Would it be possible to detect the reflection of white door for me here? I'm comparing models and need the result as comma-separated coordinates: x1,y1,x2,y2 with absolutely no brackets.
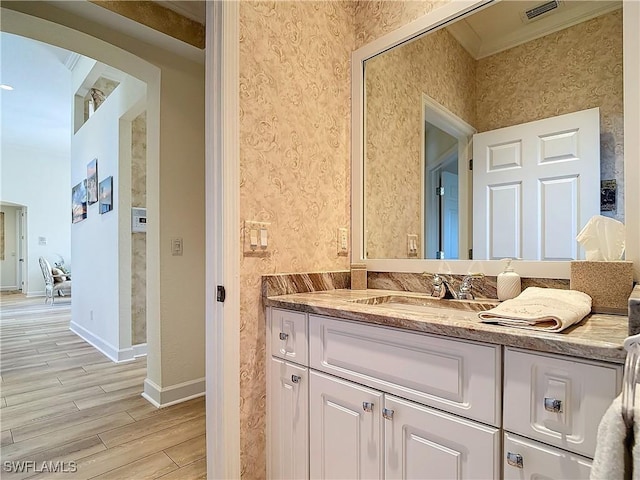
442,171,459,259
473,108,600,260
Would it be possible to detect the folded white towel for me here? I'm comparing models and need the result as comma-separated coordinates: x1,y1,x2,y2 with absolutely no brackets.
477,287,592,332
591,394,640,480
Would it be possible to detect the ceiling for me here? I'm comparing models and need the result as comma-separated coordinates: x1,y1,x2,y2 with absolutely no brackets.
0,32,76,156
157,1,205,24
447,0,622,59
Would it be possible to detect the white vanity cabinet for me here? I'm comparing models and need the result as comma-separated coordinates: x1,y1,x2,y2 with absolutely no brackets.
268,309,310,480
309,369,500,480
266,306,623,480
309,370,383,479
502,348,622,478
270,357,309,480
384,395,500,480
503,432,593,480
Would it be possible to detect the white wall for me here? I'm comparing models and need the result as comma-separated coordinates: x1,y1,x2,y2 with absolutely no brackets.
0,145,72,295
3,3,205,406
70,71,145,361
0,34,72,295
0,205,19,289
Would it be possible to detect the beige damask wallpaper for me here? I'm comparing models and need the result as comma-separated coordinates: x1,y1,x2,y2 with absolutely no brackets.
365,28,476,259
477,9,624,222
238,1,450,477
239,2,353,477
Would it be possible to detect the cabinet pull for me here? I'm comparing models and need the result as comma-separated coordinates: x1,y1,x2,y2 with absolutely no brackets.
506,452,524,469
382,408,394,420
291,375,301,384
544,397,562,413
362,402,374,412
279,332,289,341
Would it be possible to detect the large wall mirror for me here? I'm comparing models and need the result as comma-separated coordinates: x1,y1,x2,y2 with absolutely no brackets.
352,0,639,278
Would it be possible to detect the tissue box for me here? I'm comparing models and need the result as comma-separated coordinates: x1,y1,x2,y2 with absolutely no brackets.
570,261,633,314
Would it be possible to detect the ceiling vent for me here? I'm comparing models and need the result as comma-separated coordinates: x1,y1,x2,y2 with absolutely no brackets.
522,0,563,22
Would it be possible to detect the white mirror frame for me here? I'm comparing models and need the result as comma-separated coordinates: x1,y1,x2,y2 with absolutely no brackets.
351,0,640,280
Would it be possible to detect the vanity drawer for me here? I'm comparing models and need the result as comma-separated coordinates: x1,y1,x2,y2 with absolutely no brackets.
503,432,592,480
309,315,501,426
503,348,621,458
270,308,308,366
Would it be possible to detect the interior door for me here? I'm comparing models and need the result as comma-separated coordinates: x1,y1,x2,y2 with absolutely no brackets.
472,108,600,260
441,171,459,259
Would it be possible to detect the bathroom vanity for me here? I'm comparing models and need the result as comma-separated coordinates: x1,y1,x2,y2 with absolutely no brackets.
265,289,628,480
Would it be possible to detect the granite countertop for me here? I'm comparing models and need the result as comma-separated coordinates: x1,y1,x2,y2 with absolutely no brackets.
265,288,629,364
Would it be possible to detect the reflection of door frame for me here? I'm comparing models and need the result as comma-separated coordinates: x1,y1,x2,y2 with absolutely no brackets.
421,94,476,259
426,146,457,258
18,207,27,294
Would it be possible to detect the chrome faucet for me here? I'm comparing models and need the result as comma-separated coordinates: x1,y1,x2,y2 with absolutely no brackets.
427,273,456,299
458,273,485,300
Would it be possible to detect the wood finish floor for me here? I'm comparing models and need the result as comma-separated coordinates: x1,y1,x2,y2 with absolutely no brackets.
0,294,206,479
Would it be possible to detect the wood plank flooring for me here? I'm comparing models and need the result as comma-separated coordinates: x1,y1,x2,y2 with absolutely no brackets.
0,293,206,479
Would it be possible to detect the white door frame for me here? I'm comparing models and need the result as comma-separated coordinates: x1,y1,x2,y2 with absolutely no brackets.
421,94,475,259
18,207,27,293
205,2,241,478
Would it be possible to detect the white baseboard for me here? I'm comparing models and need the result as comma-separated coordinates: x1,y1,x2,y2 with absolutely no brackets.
26,291,45,297
133,343,148,357
70,321,137,363
142,377,205,408
0,286,19,292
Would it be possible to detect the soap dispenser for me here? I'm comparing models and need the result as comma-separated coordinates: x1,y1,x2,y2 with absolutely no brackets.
497,258,521,301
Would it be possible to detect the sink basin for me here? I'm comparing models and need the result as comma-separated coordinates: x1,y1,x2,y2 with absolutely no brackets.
349,294,499,313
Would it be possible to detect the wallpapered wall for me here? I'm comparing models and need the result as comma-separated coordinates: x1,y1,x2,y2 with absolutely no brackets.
131,111,146,346
477,9,624,222
365,28,476,259
239,2,353,477
238,1,448,478
365,8,623,259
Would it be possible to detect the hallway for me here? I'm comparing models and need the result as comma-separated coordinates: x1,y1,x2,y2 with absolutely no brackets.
0,294,206,479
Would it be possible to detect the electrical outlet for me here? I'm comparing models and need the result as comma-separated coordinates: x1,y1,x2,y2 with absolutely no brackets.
407,234,419,257
337,228,348,256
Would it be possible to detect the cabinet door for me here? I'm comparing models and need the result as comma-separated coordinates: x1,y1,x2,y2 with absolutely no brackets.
270,358,309,480
310,370,383,480
503,432,592,480
384,395,500,480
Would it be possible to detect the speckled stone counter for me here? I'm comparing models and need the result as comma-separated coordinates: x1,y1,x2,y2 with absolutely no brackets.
265,288,629,364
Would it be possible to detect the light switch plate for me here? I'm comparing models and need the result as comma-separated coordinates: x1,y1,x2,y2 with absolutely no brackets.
171,237,183,256
407,234,418,257
244,220,270,255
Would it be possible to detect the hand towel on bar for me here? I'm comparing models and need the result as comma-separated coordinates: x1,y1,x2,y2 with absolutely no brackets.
591,394,639,480
477,287,591,332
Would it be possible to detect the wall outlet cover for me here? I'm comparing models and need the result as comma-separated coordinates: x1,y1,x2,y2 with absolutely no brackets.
337,227,348,256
